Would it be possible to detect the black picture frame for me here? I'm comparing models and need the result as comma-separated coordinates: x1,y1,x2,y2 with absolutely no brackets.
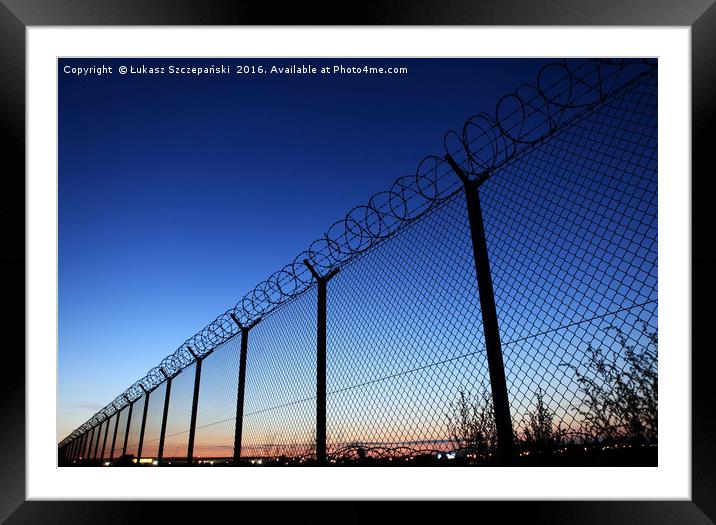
2,1,713,523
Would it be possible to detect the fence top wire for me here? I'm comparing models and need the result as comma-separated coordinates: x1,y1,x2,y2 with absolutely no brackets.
59,57,656,446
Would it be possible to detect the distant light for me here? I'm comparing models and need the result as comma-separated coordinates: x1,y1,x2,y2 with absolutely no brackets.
138,458,153,464
152,460,158,466
103,462,110,466
446,452,456,460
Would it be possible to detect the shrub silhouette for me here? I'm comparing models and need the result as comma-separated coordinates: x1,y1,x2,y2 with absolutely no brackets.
445,385,497,462
564,323,657,445
521,388,566,454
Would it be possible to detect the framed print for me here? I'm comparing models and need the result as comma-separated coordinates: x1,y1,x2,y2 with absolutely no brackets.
2,1,714,523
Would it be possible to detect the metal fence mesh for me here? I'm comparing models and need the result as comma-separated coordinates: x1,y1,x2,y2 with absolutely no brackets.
111,408,128,459
163,362,195,463
102,414,116,461
483,72,657,445
124,396,146,457
93,420,106,460
193,337,242,459
140,382,166,458
240,291,317,459
325,194,487,457
60,59,657,467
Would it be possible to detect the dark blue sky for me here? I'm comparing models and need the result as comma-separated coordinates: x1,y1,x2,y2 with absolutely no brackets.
58,58,554,439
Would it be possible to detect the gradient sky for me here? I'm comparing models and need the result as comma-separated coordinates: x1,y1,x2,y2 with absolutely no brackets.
58,58,560,441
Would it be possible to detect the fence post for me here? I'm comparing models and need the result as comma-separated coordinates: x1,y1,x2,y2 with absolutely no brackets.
92,421,102,460
121,396,134,460
157,369,173,465
109,407,121,463
136,385,151,462
230,315,261,463
303,260,340,464
445,154,515,464
186,347,203,466
100,415,110,463
79,431,86,462
91,422,100,460
83,429,89,461
83,427,93,463
80,429,88,462
91,427,98,460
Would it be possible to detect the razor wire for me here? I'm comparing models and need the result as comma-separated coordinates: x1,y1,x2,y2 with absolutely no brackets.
59,58,656,449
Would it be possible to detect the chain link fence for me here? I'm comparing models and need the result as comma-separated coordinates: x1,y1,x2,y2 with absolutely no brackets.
60,58,658,466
